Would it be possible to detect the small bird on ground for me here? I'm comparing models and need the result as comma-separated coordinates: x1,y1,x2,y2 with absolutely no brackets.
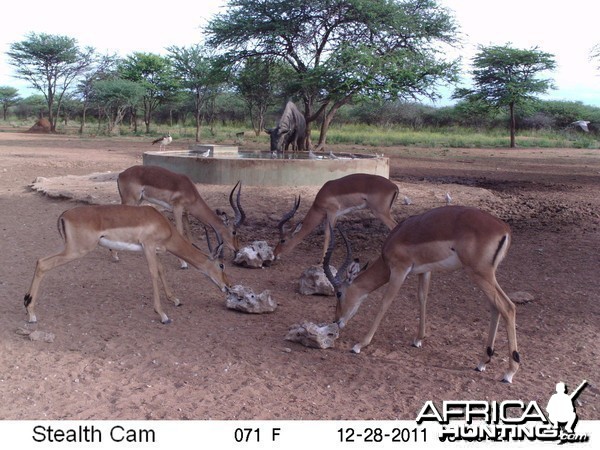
152,132,172,150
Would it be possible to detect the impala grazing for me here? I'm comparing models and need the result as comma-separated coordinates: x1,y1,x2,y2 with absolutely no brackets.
24,204,230,325
324,206,520,383
117,165,245,268
275,173,399,263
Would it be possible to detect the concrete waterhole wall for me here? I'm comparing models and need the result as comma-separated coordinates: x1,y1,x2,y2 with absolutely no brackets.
143,145,390,186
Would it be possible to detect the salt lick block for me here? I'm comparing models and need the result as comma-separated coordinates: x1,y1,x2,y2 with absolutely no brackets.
298,265,336,296
285,321,340,349
225,285,277,313
233,241,275,268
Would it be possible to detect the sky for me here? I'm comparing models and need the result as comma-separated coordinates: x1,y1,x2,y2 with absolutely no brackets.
1,0,599,107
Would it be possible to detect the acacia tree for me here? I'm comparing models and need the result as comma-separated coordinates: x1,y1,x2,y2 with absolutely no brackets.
206,0,459,150
119,53,178,134
0,86,21,120
454,44,556,148
234,57,290,135
76,54,120,134
91,79,145,134
167,45,225,142
7,33,95,132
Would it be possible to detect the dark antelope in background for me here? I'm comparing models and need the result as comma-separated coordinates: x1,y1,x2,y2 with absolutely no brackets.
266,101,306,153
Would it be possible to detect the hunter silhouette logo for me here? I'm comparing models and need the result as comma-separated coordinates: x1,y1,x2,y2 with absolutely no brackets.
417,379,590,444
546,380,588,435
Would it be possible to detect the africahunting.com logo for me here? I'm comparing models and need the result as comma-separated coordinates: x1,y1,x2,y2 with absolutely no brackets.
417,380,590,444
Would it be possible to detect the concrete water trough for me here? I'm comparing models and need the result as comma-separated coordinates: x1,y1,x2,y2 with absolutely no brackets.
143,145,389,186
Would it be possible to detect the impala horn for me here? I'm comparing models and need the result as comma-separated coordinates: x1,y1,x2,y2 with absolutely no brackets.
229,180,246,229
204,225,225,259
277,195,301,238
323,224,355,293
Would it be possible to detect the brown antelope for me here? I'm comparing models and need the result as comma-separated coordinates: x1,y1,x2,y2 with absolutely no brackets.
324,206,520,383
24,204,230,325
274,173,399,263
116,165,245,268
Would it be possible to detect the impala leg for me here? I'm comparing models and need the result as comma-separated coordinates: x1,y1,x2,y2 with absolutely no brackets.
352,268,409,354
476,306,500,372
373,210,397,230
156,256,181,307
413,271,431,348
24,247,91,323
172,205,189,270
143,247,171,324
468,271,519,382
320,217,336,265
182,211,192,241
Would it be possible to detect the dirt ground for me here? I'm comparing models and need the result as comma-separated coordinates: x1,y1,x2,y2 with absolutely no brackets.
0,131,598,420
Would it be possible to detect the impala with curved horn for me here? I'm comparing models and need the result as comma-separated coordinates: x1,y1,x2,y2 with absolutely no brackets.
24,204,230,325
274,173,399,263
324,206,520,383
116,165,245,268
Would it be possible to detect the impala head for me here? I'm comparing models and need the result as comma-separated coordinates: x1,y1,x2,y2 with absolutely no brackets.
216,181,246,252
273,195,301,259
201,226,231,292
322,224,362,328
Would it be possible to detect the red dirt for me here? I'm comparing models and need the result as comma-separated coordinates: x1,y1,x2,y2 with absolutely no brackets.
0,132,598,420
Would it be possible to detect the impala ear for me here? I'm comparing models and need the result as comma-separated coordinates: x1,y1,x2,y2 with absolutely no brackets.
215,209,230,226
292,222,303,236
346,258,361,282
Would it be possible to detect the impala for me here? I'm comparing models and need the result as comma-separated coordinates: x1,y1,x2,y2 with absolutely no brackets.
116,165,245,268
274,173,399,263
324,206,520,383
24,204,230,325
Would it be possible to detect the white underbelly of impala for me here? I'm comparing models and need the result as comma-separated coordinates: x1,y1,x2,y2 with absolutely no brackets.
411,252,462,274
99,237,143,252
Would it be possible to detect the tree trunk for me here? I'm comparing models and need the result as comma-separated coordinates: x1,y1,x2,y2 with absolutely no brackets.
79,105,87,134
314,98,348,152
509,102,516,148
195,110,201,142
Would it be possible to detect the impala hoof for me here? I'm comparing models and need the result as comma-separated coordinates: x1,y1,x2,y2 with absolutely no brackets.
475,364,486,373
501,373,514,384
412,339,422,348
351,344,362,354
161,318,172,325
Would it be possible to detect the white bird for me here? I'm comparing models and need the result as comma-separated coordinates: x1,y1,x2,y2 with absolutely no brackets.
571,120,590,132
445,192,452,205
152,132,172,150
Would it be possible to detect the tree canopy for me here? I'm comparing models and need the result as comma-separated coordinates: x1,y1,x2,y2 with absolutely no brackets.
119,52,179,133
167,45,225,142
0,86,21,121
7,32,95,132
454,44,556,147
206,0,459,149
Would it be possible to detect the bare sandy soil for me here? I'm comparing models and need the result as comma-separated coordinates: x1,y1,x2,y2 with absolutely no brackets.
0,131,598,420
